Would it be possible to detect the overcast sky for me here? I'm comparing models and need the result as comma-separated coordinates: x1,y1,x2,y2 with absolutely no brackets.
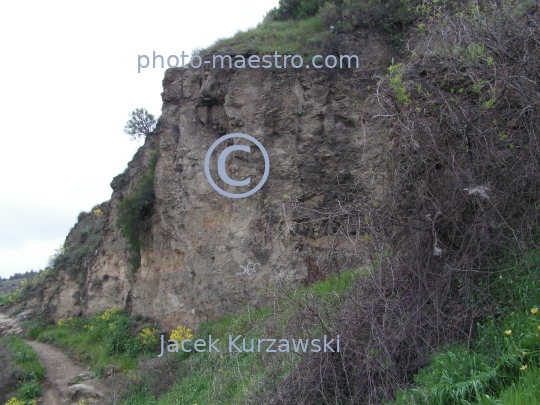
0,0,279,279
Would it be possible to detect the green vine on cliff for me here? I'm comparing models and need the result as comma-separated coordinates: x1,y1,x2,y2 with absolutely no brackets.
117,146,159,272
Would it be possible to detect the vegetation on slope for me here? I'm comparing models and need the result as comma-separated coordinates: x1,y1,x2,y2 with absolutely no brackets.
49,205,108,279
116,146,159,272
27,308,162,375
116,270,362,405
250,0,540,403
0,270,52,308
8,0,540,403
0,336,45,405
199,0,424,59
0,270,41,293
17,271,361,404
390,250,540,404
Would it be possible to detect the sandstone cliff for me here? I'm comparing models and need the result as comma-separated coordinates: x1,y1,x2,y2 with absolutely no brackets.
27,34,394,330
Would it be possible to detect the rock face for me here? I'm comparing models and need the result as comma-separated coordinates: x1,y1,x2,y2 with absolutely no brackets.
25,34,393,330
0,314,22,337
62,384,106,405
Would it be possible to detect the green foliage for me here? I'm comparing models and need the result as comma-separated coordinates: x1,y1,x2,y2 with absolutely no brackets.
0,286,24,306
390,249,540,405
1,336,45,403
117,269,364,404
31,308,160,373
268,0,328,20
117,148,159,272
476,366,540,405
268,0,421,31
124,108,157,141
48,210,106,280
15,381,41,402
201,17,328,63
201,0,423,60
0,269,53,307
388,61,411,106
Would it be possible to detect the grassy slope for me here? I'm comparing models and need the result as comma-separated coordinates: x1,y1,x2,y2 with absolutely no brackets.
6,1,539,403
0,336,45,405
15,270,362,404
199,17,329,62
0,279,24,296
27,308,162,375
118,270,363,405
389,250,540,405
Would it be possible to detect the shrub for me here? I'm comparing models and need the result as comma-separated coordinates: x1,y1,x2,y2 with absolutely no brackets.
169,326,193,342
33,307,160,373
48,204,107,280
0,336,45,404
267,0,540,403
392,250,540,404
268,0,327,20
117,147,159,272
268,0,423,38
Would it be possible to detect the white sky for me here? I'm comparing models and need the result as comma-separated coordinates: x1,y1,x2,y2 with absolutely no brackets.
0,0,279,279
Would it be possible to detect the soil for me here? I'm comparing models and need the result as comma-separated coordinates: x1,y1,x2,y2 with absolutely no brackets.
27,340,112,405
0,313,116,405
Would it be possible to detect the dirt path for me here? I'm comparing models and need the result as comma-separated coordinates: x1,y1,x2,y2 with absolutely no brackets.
27,340,112,405
1,313,113,405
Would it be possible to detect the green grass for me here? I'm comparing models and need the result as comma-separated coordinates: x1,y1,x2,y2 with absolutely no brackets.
0,287,24,307
389,249,540,405
199,17,329,63
198,0,425,60
1,335,46,405
29,308,161,375
119,269,365,405
477,365,540,405
0,270,56,308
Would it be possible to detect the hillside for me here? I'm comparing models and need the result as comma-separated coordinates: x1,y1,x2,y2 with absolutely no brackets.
7,25,394,330
2,0,540,403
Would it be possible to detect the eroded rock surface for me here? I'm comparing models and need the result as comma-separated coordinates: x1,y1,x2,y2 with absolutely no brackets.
23,33,393,330
0,313,22,337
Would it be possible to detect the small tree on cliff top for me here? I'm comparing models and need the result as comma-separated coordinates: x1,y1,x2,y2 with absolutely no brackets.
124,108,156,141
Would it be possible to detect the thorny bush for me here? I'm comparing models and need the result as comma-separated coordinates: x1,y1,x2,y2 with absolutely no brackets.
266,0,540,403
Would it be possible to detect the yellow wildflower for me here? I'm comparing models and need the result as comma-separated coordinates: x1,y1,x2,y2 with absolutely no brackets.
504,330,512,336
5,397,25,405
138,327,159,345
170,325,194,342
531,307,538,315
57,319,65,327
100,307,120,321
520,365,527,371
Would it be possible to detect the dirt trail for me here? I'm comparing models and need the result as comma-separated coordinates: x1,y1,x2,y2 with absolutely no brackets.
27,340,112,405
0,313,113,405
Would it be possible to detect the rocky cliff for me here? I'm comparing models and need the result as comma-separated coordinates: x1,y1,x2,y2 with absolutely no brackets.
27,33,394,330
